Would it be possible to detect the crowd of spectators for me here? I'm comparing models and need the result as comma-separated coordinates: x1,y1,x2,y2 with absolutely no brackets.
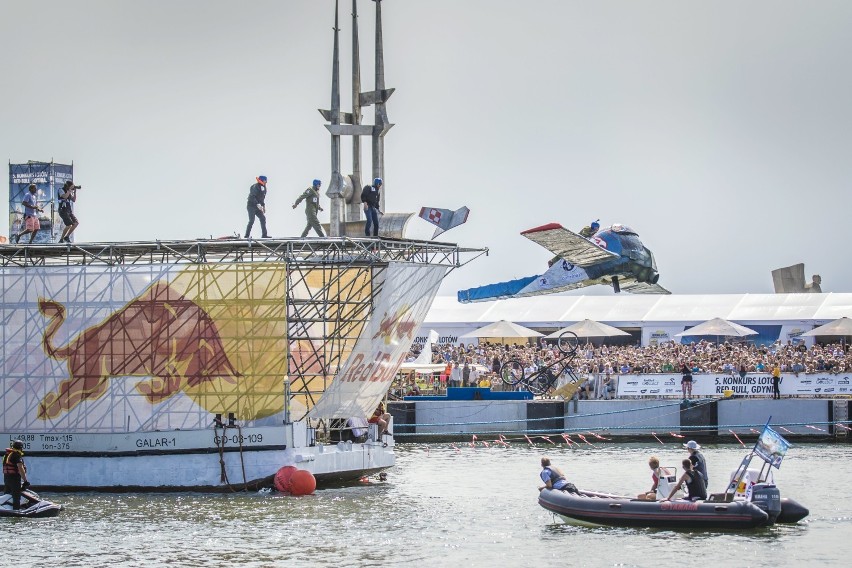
398,339,850,398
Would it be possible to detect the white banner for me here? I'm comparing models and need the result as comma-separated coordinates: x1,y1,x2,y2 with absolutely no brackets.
307,263,447,419
616,372,852,397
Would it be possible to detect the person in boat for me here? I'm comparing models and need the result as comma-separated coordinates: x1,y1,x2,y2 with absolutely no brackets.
684,440,709,486
2,440,30,510
538,456,578,493
637,456,667,501
368,402,391,436
664,459,707,501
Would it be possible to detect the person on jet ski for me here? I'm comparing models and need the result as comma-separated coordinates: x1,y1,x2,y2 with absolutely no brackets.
3,440,29,510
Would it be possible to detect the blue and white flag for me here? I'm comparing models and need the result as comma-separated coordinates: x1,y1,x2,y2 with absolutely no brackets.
754,425,791,469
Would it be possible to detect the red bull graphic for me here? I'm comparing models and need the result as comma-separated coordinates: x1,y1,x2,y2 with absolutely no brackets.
371,306,417,345
38,281,240,419
307,263,447,419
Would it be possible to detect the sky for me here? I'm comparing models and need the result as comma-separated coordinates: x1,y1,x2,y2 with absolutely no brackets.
2,0,851,297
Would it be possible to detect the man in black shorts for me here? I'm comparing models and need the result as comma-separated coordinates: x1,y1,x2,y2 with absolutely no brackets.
58,180,80,243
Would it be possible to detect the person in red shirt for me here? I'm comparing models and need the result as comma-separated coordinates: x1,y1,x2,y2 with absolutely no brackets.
368,402,391,436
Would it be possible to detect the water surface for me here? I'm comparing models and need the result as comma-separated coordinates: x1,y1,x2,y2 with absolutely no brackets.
2,442,850,567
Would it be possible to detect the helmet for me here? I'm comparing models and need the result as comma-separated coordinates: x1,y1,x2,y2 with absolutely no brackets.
11,440,24,450
590,220,600,230
373,177,383,186
312,179,322,187
257,175,268,184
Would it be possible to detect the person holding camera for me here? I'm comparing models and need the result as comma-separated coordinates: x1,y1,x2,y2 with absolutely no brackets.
58,180,80,243
3,440,29,510
14,184,44,244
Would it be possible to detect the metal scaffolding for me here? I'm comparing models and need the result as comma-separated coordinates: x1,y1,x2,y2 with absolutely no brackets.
0,238,486,432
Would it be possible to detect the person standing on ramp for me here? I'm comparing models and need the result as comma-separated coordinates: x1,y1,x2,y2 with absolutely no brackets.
293,179,325,237
245,175,269,239
361,177,382,237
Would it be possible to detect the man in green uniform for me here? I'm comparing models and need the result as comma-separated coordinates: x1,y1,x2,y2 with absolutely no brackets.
293,179,325,237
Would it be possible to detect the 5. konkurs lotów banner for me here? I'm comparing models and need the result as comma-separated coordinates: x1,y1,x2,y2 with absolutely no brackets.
616,373,850,397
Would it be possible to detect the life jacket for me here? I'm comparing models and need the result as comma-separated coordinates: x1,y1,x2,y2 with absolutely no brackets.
3,448,23,475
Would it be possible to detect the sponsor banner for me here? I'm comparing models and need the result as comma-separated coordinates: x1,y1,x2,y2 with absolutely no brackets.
642,326,683,347
0,264,288,432
307,263,446,419
8,161,73,243
616,373,852,397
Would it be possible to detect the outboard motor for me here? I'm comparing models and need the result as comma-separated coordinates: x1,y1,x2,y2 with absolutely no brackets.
751,483,782,524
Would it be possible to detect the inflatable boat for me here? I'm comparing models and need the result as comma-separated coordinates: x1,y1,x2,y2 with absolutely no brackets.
539,466,808,529
0,490,63,518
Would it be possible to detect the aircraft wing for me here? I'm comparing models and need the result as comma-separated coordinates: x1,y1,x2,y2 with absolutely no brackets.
618,279,671,295
521,223,619,267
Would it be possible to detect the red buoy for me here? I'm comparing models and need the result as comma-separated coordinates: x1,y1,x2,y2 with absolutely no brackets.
288,469,317,496
274,465,297,492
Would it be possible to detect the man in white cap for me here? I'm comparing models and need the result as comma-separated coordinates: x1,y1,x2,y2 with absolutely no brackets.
684,440,708,487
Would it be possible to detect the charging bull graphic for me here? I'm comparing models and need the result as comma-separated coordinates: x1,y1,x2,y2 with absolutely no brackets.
38,281,241,419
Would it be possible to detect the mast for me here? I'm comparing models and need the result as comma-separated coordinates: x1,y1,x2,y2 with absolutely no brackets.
348,0,363,223
371,0,393,212
327,0,344,236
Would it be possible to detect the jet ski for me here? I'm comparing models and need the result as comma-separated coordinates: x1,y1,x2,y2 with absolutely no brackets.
0,489,63,518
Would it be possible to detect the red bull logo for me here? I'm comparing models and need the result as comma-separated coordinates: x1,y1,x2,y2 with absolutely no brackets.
372,305,416,345
38,281,241,419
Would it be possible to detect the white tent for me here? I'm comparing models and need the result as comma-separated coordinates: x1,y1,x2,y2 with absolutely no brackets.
675,317,758,338
545,319,630,339
460,320,543,342
800,316,852,337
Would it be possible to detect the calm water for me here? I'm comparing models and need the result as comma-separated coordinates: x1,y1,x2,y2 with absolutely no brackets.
2,442,851,567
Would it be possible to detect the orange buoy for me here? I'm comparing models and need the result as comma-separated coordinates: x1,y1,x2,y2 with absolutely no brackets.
288,469,316,496
274,465,297,492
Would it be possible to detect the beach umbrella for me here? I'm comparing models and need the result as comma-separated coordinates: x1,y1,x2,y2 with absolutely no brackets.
675,317,758,338
800,316,852,348
460,320,543,343
544,319,630,339
800,317,852,337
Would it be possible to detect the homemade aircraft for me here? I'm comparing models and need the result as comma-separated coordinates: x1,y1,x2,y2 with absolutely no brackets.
457,222,669,303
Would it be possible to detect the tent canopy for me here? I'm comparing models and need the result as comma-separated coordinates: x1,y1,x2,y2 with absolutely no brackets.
545,319,630,339
801,316,852,337
460,319,543,339
675,317,758,338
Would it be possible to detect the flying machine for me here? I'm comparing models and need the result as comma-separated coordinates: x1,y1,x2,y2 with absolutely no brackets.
457,222,669,303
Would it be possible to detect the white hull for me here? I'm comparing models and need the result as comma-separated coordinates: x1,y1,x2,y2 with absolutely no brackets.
4,422,394,491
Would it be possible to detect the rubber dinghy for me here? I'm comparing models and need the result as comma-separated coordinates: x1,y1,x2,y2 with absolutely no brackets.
539,489,770,529
0,490,63,518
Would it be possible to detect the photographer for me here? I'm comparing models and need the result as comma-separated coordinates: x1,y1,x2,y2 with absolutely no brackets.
58,180,80,243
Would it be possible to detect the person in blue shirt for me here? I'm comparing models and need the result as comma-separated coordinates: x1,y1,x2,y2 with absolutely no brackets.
14,184,43,244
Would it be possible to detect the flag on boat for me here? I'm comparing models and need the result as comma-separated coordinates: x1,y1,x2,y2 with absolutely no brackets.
754,425,791,469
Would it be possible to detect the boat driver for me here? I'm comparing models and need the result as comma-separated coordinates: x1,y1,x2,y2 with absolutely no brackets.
538,456,578,493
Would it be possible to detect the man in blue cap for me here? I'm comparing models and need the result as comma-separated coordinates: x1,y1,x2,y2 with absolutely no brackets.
360,177,382,237
245,175,269,239
293,179,325,237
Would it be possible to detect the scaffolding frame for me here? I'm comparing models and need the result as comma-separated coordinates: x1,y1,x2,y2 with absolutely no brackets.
0,238,486,432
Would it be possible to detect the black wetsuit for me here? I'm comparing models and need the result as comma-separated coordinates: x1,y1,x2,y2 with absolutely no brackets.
684,470,707,501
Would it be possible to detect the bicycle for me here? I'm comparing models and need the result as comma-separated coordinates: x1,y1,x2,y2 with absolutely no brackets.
500,330,581,395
